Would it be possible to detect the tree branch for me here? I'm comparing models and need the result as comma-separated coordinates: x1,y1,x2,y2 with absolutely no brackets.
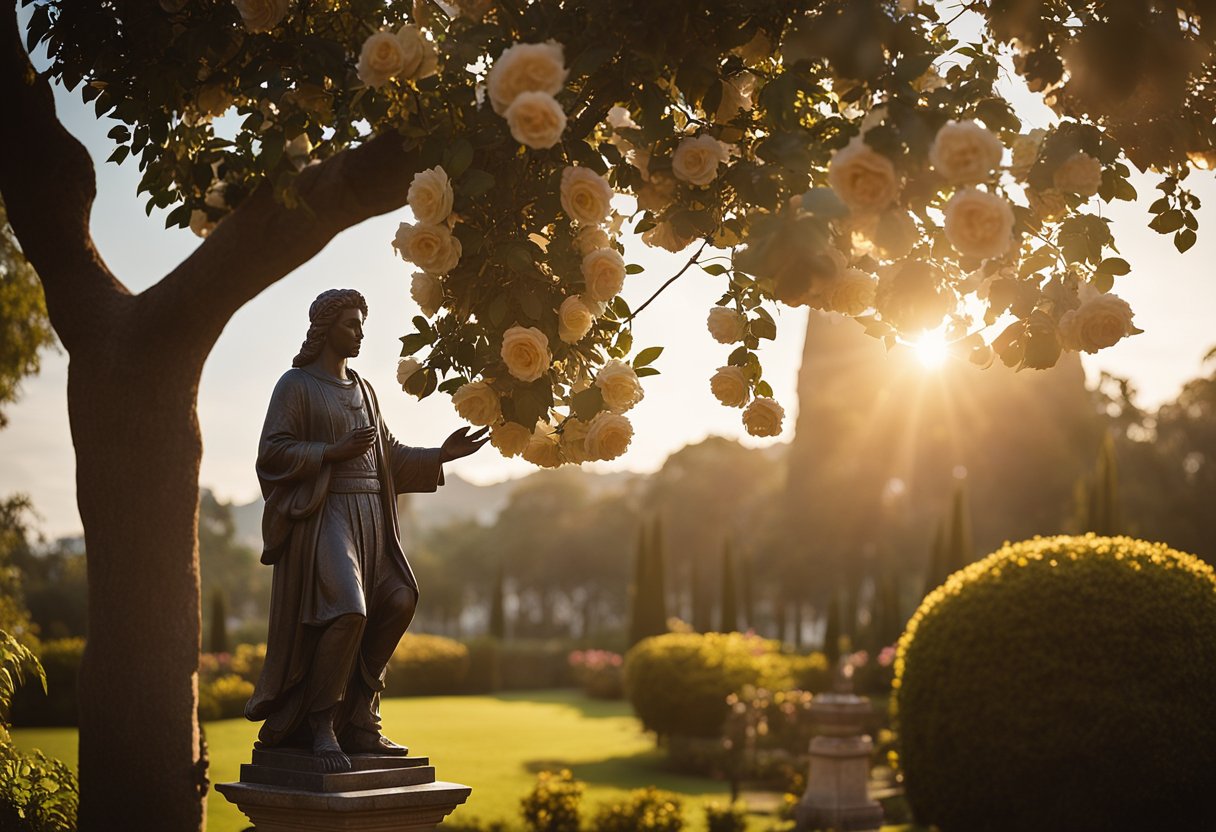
627,239,709,323
0,1,129,352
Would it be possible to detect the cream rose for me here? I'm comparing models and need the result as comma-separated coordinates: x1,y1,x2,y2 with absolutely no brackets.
1010,128,1046,180
707,306,746,344
451,381,501,427
399,25,438,80
641,221,695,253
500,325,552,382
504,91,567,149
743,397,784,437
393,222,462,274
581,248,626,303
1053,151,1102,197
189,209,215,238
559,417,591,464
1058,293,1138,353
829,268,878,316
575,226,611,255
522,423,563,468
710,366,750,408
357,31,408,88
560,166,613,226
585,412,633,461
410,272,443,317
285,133,312,168
943,188,1015,260
558,295,594,344
929,120,1004,185
595,359,644,413
491,421,532,458
1027,187,1068,222
233,0,289,33
396,357,423,390
408,166,454,225
487,41,568,115
828,136,900,214
672,134,731,187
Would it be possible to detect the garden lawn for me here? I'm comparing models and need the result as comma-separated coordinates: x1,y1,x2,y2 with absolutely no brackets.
11,690,915,831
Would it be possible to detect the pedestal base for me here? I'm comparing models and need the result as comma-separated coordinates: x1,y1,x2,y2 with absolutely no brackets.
795,735,883,832
216,748,471,832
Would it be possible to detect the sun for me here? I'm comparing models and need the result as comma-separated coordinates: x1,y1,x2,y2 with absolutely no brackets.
913,330,950,369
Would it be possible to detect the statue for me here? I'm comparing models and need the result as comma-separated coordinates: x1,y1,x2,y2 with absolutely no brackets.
244,288,487,772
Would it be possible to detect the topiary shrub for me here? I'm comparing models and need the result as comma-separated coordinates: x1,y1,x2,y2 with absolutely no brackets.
385,633,470,696
198,674,255,722
894,535,1216,832
624,632,792,738
520,769,582,832
704,800,747,832
591,787,683,832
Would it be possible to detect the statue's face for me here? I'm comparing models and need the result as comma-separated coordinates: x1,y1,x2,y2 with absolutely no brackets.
326,307,365,359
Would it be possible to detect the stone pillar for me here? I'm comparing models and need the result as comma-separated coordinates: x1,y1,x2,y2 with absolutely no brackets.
216,747,471,832
794,689,884,832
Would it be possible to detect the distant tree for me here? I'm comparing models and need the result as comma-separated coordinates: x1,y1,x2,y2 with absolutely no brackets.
945,485,974,576
198,491,268,639
719,539,738,633
0,494,37,646
627,522,649,650
923,518,948,597
691,550,712,634
489,562,506,641
1081,434,1122,535
823,593,841,668
0,196,56,427
740,551,754,632
640,518,669,642
207,589,228,656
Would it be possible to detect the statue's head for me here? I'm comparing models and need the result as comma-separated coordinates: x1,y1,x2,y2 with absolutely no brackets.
292,289,369,368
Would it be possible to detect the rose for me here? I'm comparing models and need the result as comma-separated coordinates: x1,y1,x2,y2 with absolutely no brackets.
558,295,594,344
1053,151,1102,197
560,417,591,464
829,268,878,316
393,222,462,274
743,397,784,437
500,325,552,382
1010,128,1046,180
1058,293,1138,353
828,136,900,214
233,0,289,33
560,166,613,226
943,188,1015,260
1027,187,1068,222
487,41,568,115
522,423,563,468
595,359,644,413
585,412,633,461
929,120,1004,184
672,134,732,187
204,181,228,209
197,84,233,117
504,91,567,149
397,25,438,80
581,248,626,303
411,272,443,318
491,421,532,458
189,209,215,238
357,31,408,88
641,221,695,253
707,306,746,344
285,133,312,169
451,381,501,427
396,357,423,390
575,226,611,255
408,166,454,225
710,366,750,408
607,106,639,131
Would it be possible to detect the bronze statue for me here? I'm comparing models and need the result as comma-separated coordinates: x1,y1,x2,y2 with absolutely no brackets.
244,289,487,772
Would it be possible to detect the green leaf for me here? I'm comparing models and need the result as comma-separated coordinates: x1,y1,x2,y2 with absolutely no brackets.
625,264,645,275
634,367,660,377
571,386,604,421
1095,257,1130,276
750,317,777,340
755,380,773,398
727,346,749,367
458,169,495,197
701,263,727,276
438,377,467,394
445,139,474,178
399,333,430,356
107,145,129,165
1175,228,1197,253
633,346,663,368
1148,196,1170,214
615,328,633,355
1149,209,1185,234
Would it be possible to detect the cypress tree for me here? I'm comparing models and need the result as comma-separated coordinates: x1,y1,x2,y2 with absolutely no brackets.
719,539,738,633
208,588,229,655
489,562,506,640
691,551,712,633
740,551,754,631
775,596,788,644
878,573,902,647
640,517,669,641
627,521,649,648
793,599,804,650
1084,434,1122,535
945,484,974,575
823,593,841,667
924,518,947,596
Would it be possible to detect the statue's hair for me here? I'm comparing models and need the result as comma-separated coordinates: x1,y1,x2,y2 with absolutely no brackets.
292,289,369,367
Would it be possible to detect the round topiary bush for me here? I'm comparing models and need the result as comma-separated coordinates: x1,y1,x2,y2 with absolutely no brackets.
894,535,1216,832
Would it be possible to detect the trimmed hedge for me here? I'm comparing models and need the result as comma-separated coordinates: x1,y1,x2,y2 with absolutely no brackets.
895,535,1216,832
386,632,470,696
11,638,84,727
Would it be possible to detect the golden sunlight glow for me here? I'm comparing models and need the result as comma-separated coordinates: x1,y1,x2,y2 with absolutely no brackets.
913,330,950,369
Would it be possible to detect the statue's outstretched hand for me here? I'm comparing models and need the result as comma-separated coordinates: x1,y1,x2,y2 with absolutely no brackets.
324,425,378,462
440,426,490,463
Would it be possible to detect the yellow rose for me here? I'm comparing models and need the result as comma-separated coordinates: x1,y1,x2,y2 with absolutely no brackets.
828,136,900,214
585,412,633,461
487,41,568,115
929,120,1004,185
560,166,613,226
505,91,567,149
828,268,878,316
707,306,746,344
943,188,1015,260
710,366,750,408
491,421,532,458
522,422,564,468
558,295,594,344
452,381,501,427
742,397,784,437
408,166,454,225
1059,293,1138,353
233,0,289,34
672,134,731,187
500,325,552,382
1053,151,1102,198
581,248,626,303
393,222,462,274
410,272,443,318
595,359,644,413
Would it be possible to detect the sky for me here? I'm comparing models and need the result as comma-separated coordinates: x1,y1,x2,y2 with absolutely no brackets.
2,33,1215,538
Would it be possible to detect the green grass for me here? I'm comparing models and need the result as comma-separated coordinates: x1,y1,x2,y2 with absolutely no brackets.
10,690,917,831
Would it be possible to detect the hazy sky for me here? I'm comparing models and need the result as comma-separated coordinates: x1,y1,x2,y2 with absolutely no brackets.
2,48,1215,538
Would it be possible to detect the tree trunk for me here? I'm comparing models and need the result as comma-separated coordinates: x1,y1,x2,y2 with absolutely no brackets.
70,334,207,832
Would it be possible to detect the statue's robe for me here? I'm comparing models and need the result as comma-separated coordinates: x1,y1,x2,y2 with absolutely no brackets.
245,366,443,744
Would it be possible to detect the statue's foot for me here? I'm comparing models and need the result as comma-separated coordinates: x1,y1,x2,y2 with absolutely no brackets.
341,726,410,756
309,709,353,773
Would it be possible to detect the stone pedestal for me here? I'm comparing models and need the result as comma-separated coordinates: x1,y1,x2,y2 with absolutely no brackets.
794,693,884,832
216,748,471,832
